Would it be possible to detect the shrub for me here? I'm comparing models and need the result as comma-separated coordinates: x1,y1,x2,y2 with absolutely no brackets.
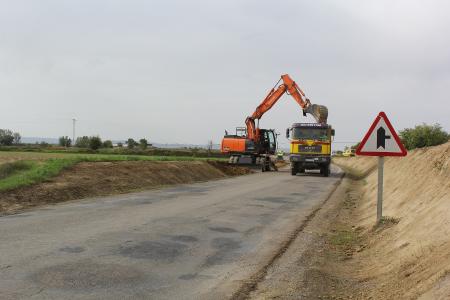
89,136,102,150
139,138,148,150
59,136,72,147
0,129,15,146
103,140,113,148
127,138,137,149
0,161,33,180
351,142,360,150
75,136,90,148
400,123,449,150
13,132,21,144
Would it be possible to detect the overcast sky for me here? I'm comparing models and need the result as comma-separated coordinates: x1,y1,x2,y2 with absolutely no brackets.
1,0,449,149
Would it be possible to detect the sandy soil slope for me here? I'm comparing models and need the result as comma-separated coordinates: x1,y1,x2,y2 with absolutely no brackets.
250,142,449,299
334,142,450,299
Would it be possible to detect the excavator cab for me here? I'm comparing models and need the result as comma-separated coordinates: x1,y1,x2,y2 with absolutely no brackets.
259,129,277,154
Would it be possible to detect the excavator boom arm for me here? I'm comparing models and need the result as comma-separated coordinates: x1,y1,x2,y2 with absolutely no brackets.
281,74,309,109
282,74,328,124
245,84,287,140
245,74,328,140
250,84,287,120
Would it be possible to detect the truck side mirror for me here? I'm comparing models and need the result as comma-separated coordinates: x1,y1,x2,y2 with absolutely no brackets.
331,129,335,136
286,128,290,138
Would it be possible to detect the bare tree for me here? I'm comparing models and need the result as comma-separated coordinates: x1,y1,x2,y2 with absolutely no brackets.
207,140,214,155
13,132,21,144
0,129,15,145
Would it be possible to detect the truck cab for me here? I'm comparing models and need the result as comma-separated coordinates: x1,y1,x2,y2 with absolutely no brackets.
286,123,335,176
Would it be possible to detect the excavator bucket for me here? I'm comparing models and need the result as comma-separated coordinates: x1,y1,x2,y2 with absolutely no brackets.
305,104,328,124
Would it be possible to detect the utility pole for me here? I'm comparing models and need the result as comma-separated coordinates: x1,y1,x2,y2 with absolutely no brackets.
72,118,76,146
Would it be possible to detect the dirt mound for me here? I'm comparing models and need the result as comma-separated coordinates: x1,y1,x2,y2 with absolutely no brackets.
0,161,251,215
205,160,253,176
334,142,450,299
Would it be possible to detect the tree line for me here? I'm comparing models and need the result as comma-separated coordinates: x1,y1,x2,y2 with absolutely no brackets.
0,129,21,146
58,136,149,150
399,123,448,150
2,123,448,151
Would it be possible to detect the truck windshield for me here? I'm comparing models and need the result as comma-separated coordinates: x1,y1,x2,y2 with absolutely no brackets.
292,128,329,141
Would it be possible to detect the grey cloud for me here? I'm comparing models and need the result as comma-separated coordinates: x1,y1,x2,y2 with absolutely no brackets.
0,0,448,148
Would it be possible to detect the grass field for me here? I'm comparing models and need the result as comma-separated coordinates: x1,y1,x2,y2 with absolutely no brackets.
0,151,225,192
0,151,223,164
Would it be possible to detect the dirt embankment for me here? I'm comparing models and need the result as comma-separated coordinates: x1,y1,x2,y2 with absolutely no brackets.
250,142,449,299
333,142,450,299
0,161,251,216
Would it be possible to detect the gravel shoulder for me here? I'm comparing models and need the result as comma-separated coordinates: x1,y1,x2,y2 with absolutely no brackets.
249,175,357,299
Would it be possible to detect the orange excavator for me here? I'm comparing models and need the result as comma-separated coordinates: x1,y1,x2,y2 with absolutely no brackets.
221,74,328,171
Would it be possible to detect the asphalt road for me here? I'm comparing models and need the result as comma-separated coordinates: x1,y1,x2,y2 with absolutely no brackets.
0,167,342,300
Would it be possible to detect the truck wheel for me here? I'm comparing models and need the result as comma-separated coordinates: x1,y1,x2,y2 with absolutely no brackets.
262,157,270,172
291,163,298,176
261,158,267,172
299,168,305,173
322,164,330,177
262,162,268,172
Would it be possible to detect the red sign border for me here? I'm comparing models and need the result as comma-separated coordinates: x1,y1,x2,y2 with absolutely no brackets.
356,111,407,157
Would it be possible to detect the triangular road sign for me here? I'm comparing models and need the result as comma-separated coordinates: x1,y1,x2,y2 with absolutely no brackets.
356,112,407,156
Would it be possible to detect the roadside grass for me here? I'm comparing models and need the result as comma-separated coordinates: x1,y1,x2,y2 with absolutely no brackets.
330,229,358,246
0,161,35,180
0,145,224,158
373,216,400,231
0,154,226,192
0,151,226,164
328,227,362,260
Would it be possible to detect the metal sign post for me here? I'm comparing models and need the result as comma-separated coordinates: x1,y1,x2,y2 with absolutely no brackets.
356,112,407,224
377,156,384,223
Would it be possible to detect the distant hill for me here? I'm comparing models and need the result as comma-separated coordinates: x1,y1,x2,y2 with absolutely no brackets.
21,137,59,144
152,143,220,150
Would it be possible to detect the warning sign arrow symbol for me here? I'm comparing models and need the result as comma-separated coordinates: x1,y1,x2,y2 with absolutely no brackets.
376,127,391,149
